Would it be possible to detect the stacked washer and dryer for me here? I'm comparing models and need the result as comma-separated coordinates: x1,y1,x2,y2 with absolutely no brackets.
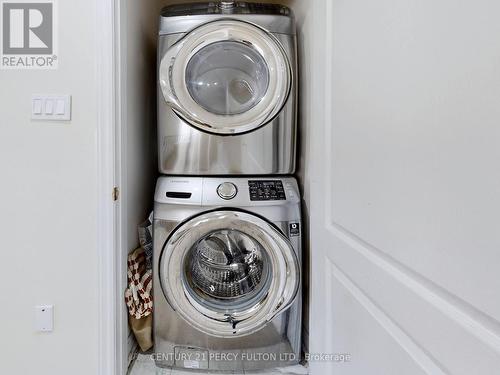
153,1,302,372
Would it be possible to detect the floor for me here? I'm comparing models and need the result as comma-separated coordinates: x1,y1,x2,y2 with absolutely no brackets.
129,354,309,375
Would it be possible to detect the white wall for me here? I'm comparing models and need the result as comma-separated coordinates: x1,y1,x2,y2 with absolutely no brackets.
0,1,99,374
310,0,500,374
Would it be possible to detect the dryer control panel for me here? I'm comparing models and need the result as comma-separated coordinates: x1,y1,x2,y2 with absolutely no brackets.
249,180,286,201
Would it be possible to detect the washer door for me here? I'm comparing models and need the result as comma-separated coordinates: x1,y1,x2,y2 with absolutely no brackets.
159,210,299,337
159,20,292,135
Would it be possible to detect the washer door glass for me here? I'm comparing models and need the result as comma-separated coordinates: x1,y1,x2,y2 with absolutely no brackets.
159,20,292,135
184,229,272,311
159,210,299,337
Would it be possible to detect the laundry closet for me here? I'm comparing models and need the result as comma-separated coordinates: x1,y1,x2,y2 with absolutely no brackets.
1,0,496,374
116,1,314,373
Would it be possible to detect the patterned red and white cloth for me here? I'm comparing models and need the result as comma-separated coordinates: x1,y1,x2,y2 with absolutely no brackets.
124,247,153,319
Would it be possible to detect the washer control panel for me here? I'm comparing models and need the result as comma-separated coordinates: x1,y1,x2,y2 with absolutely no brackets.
249,180,286,201
217,182,238,200
156,177,299,206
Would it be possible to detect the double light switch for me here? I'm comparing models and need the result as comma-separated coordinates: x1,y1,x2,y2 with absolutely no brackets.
32,95,71,121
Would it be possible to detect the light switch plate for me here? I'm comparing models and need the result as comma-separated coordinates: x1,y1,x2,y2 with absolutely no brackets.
35,305,54,332
32,95,71,121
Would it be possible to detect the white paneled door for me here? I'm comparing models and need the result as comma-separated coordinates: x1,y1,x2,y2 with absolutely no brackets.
309,1,500,374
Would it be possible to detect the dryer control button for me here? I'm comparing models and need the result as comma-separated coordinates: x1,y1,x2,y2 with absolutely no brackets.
217,182,238,200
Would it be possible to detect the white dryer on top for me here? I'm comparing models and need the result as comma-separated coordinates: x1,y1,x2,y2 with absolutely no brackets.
157,1,297,175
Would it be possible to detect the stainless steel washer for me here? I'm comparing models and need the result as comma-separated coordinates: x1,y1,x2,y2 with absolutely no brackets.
153,176,302,371
157,2,298,175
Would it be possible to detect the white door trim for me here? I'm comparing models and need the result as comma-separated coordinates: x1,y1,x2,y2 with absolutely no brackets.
308,0,329,374
96,0,121,374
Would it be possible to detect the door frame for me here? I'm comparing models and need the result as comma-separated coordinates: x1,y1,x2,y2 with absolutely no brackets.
96,0,125,374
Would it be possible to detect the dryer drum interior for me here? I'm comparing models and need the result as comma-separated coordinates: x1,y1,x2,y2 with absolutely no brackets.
185,41,271,116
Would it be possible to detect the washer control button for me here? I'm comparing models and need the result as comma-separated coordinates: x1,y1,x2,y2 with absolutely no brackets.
217,182,238,200
220,1,236,9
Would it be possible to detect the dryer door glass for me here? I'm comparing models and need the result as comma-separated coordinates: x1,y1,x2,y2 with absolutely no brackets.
159,20,292,135
159,210,299,338
186,41,270,116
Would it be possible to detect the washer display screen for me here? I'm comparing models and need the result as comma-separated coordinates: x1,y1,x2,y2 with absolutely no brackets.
249,180,286,201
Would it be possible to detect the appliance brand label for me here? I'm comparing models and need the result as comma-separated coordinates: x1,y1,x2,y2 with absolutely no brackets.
1,0,57,69
183,360,200,369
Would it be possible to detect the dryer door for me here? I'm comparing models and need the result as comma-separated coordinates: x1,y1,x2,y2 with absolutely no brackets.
159,20,292,135
159,210,299,337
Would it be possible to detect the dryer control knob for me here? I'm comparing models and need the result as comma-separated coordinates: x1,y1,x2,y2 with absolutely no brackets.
217,182,238,200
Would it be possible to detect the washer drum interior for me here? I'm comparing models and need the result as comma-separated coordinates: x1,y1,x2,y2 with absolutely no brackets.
159,210,299,337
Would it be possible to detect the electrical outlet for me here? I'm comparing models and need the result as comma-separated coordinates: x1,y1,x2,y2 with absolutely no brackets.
35,305,54,332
